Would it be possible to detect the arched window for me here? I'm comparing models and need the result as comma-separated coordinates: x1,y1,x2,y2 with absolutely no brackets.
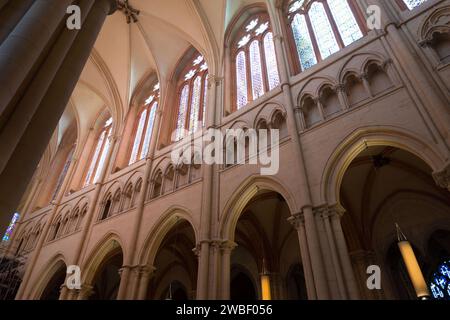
51,145,75,201
84,117,113,187
129,83,159,165
399,0,428,10
175,53,209,141
233,14,280,110
287,0,364,73
2,213,20,242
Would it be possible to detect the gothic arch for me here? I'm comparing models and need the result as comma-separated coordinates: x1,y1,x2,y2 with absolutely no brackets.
81,232,124,286
29,253,67,300
220,175,298,241
321,126,446,206
138,206,197,268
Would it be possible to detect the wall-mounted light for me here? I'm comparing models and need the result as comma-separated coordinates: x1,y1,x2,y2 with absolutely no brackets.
396,224,430,300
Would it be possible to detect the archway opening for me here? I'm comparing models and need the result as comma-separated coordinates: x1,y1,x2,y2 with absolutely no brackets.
338,146,450,300
40,262,66,300
147,219,197,300
88,249,123,300
231,190,306,300
230,269,257,300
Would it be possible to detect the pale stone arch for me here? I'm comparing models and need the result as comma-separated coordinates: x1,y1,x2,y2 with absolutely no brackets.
219,175,298,241
337,51,388,83
81,232,124,286
321,126,446,206
253,102,287,129
138,206,198,268
29,253,67,300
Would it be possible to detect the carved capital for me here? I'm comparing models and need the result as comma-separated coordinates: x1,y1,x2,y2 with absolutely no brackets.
287,213,305,230
433,163,450,191
220,240,237,253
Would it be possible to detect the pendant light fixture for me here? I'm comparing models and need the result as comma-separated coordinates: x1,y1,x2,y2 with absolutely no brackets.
396,223,430,300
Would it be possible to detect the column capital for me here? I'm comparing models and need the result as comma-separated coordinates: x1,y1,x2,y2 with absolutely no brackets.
76,284,94,299
433,162,450,191
287,213,305,230
220,240,237,253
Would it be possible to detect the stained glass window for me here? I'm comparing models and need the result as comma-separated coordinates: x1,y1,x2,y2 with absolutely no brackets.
129,109,147,164
309,2,339,59
129,83,160,165
233,14,280,110
429,259,450,300
2,213,19,242
288,0,364,72
249,40,265,100
141,102,157,160
328,0,363,46
402,0,427,10
51,146,75,201
189,76,202,134
176,85,189,141
203,75,208,127
174,52,208,141
236,51,248,109
292,14,317,70
263,32,280,90
84,118,112,187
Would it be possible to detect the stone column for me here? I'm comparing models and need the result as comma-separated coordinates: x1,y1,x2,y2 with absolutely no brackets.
303,207,330,299
360,73,373,98
351,250,383,300
379,1,450,147
320,208,347,299
0,0,73,116
288,213,316,300
219,241,237,300
0,0,117,235
0,0,34,43
137,266,156,300
271,31,329,299
329,206,360,299
196,240,211,299
0,0,95,174
77,285,94,300
335,84,349,110
117,266,132,300
58,284,70,300
208,240,222,299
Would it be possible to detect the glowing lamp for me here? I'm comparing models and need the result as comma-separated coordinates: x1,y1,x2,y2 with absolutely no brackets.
260,259,272,300
396,224,430,300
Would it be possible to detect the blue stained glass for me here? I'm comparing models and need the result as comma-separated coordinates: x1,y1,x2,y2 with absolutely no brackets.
291,14,317,70
403,0,427,10
429,259,450,300
2,213,20,242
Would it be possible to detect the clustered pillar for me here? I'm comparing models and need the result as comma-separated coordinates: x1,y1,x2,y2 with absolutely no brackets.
0,0,117,233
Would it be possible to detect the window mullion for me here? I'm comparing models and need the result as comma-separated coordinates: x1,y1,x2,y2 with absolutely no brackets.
138,106,150,159
92,129,108,184
245,47,253,103
304,13,322,62
322,0,345,49
259,36,270,94
185,81,194,132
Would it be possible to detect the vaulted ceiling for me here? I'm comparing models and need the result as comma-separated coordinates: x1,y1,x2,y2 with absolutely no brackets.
57,0,272,151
